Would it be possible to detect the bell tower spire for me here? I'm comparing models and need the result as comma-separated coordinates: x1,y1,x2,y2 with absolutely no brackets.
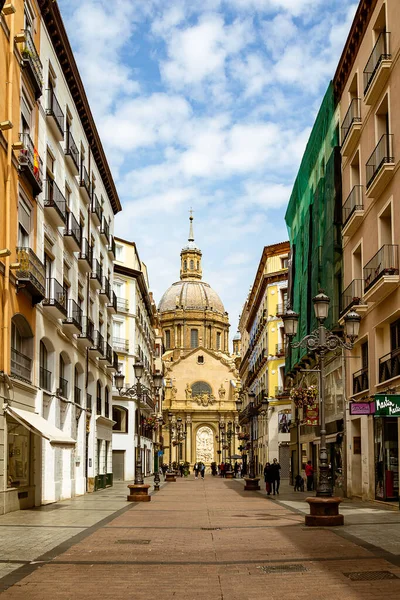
180,210,203,281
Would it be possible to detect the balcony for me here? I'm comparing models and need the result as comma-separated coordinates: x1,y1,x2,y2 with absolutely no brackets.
59,377,68,398
107,351,119,371
353,367,369,395
64,212,82,252
99,276,111,301
342,186,364,237
363,244,399,303
11,348,32,383
78,317,95,347
64,130,79,174
276,303,286,317
44,179,67,226
379,349,400,383
107,291,117,314
116,297,129,313
340,279,368,319
113,337,129,353
62,299,83,334
364,31,391,106
74,386,81,405
276,342,285,357
18,132,43,196
99,342,113,364
21,29,43,99
86,393,92,411
275,386,290,399
108,235,116,259
90,259,103,289
79,165,91,202
100,217,110,244
16,247,45,304
39,366,52,392
341,98,362,157
77,238,93,273
366,134,395,199
91,194,103,227
90,331,104,357
46,88,64,140
43,278,67,318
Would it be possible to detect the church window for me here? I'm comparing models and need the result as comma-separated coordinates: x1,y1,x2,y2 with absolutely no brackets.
197,355,204,364
183,260,187,272
216,332,221,350
191,381,212,396
197,261,199,270
165,330,171,349
190,328,198,348
190,259,194,270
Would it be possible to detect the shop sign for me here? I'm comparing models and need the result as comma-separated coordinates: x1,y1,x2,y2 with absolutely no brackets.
374,394,400,417
350,402,375,415
303,400,319,426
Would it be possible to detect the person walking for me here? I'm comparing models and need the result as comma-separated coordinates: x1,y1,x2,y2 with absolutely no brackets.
161,463,168,480
234,461,239,478
263,462,273,495
179,463,184,477
194,462,199,479
270,458,281,495
220,462,225,478
305,460,314,491
199,462,205,479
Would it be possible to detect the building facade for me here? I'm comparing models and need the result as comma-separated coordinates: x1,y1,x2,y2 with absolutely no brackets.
158,216,239,468
112,238,159,481
238,243,291,477
335,0,400,502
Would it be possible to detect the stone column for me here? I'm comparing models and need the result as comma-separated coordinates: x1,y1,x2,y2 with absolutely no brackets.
186,415,192,464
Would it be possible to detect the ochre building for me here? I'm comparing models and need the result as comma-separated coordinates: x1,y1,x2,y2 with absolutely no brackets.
158,215,239,468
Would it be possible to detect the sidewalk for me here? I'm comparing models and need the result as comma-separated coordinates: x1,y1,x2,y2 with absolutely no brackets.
1,475,400,599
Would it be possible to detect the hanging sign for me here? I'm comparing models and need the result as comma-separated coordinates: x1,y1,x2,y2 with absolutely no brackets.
303,400,319,426
350,402,375,415
374,395,400,417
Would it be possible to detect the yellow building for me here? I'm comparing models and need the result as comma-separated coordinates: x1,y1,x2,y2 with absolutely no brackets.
158,215,239,468
238,242,290,477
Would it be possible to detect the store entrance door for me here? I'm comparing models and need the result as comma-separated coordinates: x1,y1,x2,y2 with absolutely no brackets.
375,417,399,501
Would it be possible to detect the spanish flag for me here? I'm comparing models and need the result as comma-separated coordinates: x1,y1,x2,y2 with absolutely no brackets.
33,147,39,176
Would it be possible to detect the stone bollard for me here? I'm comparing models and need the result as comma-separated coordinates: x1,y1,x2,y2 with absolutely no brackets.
127,483,151,502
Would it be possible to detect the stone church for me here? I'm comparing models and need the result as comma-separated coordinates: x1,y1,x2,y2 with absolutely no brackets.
158,215,239,468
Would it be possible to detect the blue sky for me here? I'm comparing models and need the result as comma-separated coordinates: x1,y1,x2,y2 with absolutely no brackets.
59,0,357,339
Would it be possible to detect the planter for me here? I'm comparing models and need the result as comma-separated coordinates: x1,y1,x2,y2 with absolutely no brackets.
127,483,151,502
244,477,260,491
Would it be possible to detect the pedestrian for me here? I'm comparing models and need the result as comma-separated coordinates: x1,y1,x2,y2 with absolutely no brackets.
263,462,273,495
234,461,239,478
179,463,184,477
237,462,242,478
194,462,199,479
161,463,168,480
270,458,281,495
220,462,225,478
199,462,205,479
305,460,314,491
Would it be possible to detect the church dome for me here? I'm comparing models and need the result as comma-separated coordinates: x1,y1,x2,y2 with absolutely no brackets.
158,280,225,314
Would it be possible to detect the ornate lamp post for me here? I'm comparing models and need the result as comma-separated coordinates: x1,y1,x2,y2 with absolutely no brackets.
154,415,164,491
225,421,234,478
166,411,176,482
114,366,163,502
219,422,226,463
237,392,260,491
283,292,360,526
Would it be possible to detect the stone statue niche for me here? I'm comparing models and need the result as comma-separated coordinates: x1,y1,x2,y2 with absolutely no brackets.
196,426,214,464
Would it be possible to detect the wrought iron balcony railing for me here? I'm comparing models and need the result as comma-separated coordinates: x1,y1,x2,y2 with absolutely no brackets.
21,29,43,98
342,185,363,226
18,132,43,195
364,31,391,95
65,130,79,172
64,212,82,249
11,348,32,383
91,259,103,287
116,297,129,312
86,393,92,411
91,194,103,224
40,366,52,392
16,246,45,303
63,299,83,331
379,349,400,383
340,279,365,315
46,88,64,137
80,165,91,198
108,235,116,259
353,367,369,394
113,337,129,353
366,134,394,188
100,217,110,243
363,244,398,291
78,238,93,269
74,385,81,405
43,278,67,315
341,98,361,145
59,377,68,398
44,179,67,224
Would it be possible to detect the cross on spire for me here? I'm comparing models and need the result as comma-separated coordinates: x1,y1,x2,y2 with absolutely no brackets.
188,207,194,241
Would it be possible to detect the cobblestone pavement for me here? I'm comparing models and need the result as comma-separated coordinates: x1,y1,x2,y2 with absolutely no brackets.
1,475,400,599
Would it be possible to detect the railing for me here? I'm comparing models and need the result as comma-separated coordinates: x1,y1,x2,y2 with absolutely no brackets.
109,291,118,312
276,303,287,316
91,194,103,223
91,259,103,284
101,276,112,299
340,279,365,315
86,393,92,411
80,165,90,197
80,317,95,344
21,29,43,94
105,397,110,418
112,351,119,371
78,238,93,266
40,366,52,391
353,367,369,394
92,331,104,354
366,134,394,188
97,395,102,415
44,179,67,223
74,385,81,405
44,278,67,312
364,244,398,291
100,217,110,242
341,98,361,144
113,337,129,352
19,132,43,191
64,212,81,247
108,235,116,258
104,342,113,364
276,342,285,355
364,31,391,94
342,185,363,226
379,349,400,383
11,348,32,382
64,299,83,330
46,88,64,135
16,246,45,297
59,377,68,398
65,130,79,171
116,297,129,312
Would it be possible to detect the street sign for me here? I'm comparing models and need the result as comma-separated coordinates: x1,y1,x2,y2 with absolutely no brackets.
158,450,164,456
350,401,375,415
374,394,400,416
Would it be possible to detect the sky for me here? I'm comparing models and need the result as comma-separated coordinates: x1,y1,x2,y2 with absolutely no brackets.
59,0,358,340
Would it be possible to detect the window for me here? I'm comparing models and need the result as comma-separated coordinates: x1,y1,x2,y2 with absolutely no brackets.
216,332,221,350
115,244,123,261
105,387,110,418
183,260,187,272
113,406,128,433
191,381,212,396
11,315,33,382
281,256,288,269
190,259,194,270
59,355,68,398
97,381,102,415
39,341,51,391
390,320,400,352
7,419,30,488
74,366,81,405
190,329,198,349
197,261,199,270
165,330,171,349
361,341,369,370
197,355,204,364
18,200,31,247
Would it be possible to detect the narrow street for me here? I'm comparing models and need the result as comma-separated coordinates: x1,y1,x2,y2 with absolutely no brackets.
1,477,400,599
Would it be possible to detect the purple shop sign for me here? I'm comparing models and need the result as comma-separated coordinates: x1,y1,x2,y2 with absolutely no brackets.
350,402,375,416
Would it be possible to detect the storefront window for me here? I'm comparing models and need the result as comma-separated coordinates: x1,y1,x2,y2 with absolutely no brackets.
7,419,30,488
375,417,399,500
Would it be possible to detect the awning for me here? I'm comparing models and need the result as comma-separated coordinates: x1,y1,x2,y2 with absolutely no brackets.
5,406,76,445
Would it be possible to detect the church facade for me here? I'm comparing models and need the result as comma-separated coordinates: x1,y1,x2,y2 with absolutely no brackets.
158,215,239,468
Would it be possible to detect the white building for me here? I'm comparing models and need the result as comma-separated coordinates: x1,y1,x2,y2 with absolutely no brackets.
112,239,160,481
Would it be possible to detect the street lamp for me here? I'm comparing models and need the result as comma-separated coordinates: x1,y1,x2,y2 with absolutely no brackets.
165,411,176,481
154,415,164,490
114,364,163,502
283,293,360,525
247,391,256,480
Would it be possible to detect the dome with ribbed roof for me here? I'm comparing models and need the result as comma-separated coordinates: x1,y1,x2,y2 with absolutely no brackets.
158,280,225,314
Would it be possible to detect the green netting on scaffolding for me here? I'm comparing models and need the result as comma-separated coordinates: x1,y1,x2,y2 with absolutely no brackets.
284,82,342,372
